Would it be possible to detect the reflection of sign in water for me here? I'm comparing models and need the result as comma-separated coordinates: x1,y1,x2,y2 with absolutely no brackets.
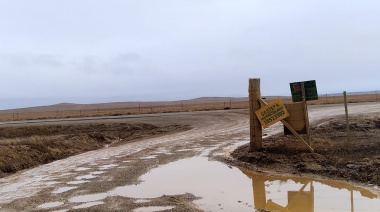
240,168,379,212
290,80,318,102
255,99,289,128
288,191,313,212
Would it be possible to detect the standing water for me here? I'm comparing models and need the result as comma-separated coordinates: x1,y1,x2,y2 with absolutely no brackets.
70,157,379,211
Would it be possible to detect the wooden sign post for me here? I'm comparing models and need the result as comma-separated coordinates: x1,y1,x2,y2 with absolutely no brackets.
249,78,262,151
301,82,311,144
248,78,314,153
290,80,318,145
344,91,350,142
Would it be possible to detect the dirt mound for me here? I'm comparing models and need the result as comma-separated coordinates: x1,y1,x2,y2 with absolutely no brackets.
232,115,380,186
0,123,190,178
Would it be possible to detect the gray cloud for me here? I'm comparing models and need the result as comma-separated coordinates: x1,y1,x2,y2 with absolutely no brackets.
0,54,63,69
0,0,380,109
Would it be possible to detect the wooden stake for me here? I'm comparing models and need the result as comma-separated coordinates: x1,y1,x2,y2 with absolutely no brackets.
344,91,350,142
249,78,262,151
301,82,311,144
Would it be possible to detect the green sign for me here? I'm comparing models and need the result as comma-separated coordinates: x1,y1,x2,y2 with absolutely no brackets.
290,80,318,102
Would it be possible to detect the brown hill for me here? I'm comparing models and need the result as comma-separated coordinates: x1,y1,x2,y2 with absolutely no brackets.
0,96,289,114
0,97,247,114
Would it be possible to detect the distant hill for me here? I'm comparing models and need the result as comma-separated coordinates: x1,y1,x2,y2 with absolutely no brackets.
0,96,290,114
0,97,243,114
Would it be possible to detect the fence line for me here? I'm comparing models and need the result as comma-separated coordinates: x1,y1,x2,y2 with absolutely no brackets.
0,101,249,122
0,92,378,122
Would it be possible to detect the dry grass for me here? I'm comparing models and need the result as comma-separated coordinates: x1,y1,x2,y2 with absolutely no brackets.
0,94,378,122
0,123,189,177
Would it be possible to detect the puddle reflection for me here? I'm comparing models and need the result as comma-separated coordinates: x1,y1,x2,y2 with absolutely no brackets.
241,168,379,212
69,157,379,211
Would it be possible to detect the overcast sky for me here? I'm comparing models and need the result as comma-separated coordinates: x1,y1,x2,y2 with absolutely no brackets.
1,0,379,109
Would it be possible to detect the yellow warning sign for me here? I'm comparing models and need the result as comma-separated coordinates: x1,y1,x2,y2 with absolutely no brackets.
255,99,289,128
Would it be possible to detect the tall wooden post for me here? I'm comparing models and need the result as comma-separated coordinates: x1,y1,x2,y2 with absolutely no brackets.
301,82,311,144
249,78,262,151
344,91,350,142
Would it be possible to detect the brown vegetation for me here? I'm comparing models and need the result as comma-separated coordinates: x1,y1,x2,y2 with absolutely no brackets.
0,123,190,178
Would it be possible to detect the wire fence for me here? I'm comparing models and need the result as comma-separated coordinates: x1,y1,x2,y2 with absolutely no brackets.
0,101,249,122
309,91,380,105
0,91,378,122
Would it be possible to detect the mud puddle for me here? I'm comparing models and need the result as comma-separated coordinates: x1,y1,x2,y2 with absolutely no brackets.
69,157,379,211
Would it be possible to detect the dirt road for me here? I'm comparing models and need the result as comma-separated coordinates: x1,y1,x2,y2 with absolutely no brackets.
0,102,379,211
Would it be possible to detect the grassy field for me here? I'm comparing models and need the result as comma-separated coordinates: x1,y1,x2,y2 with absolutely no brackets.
0,93,379,122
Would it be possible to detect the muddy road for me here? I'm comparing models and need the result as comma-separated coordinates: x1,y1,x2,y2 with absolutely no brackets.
0,102,379,211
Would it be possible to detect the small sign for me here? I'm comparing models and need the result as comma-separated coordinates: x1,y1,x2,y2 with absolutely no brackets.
290,80,318,102
255,99,289,128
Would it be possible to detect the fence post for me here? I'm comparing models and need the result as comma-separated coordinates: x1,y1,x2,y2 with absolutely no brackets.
301,82,311,144
344,91,350,142
249,78,262,151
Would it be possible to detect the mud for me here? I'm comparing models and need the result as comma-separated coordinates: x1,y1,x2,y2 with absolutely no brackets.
231,114,380,186
0,110,248,211
0,122,190,178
